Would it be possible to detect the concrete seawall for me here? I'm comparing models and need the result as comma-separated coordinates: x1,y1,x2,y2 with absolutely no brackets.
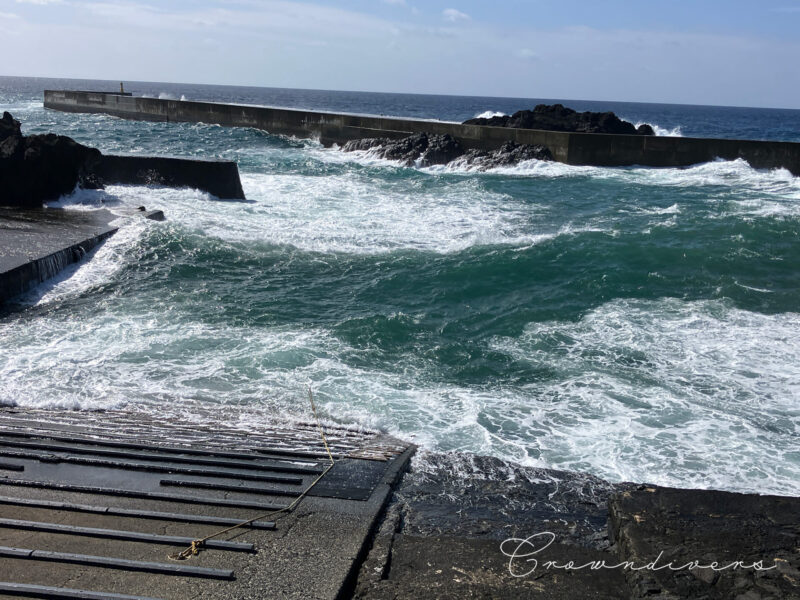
44,90,800,175
92,154,245,199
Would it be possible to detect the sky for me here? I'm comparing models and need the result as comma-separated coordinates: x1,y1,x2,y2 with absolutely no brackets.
1,0,799,108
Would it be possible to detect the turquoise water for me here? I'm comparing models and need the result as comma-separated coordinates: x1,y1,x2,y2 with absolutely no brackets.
1,77,799,495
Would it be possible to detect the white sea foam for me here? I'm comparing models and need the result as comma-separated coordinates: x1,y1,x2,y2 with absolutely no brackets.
472,110,507,119
33,167,576,257
635,121,683,137
485,298,800,496
22,220,146,307
3,295,796,495
421,156,800,218
333,139,799,210
155,170,563,254
15,189,154,306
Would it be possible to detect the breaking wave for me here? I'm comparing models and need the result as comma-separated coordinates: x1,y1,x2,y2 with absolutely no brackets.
636,120,683,137
472,110,507,119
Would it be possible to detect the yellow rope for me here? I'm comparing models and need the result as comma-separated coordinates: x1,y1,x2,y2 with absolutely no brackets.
168,388,335,561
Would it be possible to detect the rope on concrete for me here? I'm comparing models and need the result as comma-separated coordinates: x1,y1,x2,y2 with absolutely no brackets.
168,389,335,561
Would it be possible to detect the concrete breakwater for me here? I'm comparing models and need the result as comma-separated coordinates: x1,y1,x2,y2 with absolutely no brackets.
92,154,245,200
45,90,800,175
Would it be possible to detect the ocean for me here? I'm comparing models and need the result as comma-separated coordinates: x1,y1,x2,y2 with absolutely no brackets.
1,76,798,497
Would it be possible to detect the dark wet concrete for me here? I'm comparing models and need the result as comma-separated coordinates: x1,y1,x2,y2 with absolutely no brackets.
353,454,799,599
0,408,413,600
0,208,117,304
92,155,245,200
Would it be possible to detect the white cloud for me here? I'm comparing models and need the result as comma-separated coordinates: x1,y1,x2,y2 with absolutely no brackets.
442,8,469,22
382,0,406,5
15,0,63,5
3,1,799,108
0,11,21,18
517,48,540,60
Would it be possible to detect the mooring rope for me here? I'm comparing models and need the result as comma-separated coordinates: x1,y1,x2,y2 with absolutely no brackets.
168,389,335,561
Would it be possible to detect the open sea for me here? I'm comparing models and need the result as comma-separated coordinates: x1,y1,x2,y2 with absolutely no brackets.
1,76,798,497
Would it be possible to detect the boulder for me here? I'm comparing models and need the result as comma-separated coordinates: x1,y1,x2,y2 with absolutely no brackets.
464,104,655,136
418,134,464,166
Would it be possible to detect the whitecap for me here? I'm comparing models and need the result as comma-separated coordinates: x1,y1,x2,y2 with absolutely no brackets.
472,110,507,119
487,298,800,496
635,121,683,137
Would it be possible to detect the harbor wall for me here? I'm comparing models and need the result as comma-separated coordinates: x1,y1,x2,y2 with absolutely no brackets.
44,91,800,175
92,154,245,199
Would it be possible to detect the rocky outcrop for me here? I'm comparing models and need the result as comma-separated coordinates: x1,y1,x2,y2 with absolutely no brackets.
1,112,102,209
609,486,798,599
343,133,552,169
0,112,246,206
464,103,655,136
458,141,552,169
343,133,465,167
354,452,800,600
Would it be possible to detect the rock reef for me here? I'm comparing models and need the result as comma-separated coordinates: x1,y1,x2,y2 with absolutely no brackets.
0,111,101,209
343,132,552,169
464,103,655,136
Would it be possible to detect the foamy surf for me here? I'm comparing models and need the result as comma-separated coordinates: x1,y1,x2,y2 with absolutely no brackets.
635,120,683,137
472,110,507,119
486,297,800,496
3,78,799,503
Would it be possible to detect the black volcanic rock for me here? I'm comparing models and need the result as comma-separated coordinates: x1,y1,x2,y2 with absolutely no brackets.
0,110,22,142
344,133,464,167
342,133,552,169
419,133,464,166
609,486,799,599
460,141,552,168
341,137,386,153
380,133,431,165
0,111,102,209
464,103,655,136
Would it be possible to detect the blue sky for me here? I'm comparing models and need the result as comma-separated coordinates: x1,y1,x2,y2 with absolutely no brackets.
2,0,799,108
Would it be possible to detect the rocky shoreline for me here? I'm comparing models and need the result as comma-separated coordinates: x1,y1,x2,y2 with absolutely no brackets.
354,451,799,599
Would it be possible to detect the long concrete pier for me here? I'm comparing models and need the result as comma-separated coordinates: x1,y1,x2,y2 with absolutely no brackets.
44,90,800,175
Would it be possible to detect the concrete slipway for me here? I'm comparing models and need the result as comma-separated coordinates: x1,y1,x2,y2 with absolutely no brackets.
0,408,413,599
